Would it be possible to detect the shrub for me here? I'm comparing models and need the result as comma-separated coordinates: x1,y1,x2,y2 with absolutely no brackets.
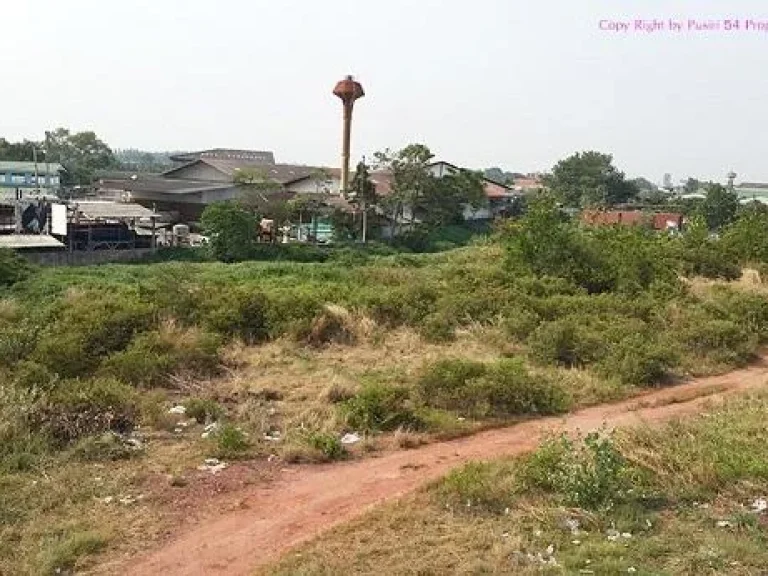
33,291,155,378
37,530,108,576
203,287,269,343
72,432,136,462
0,319,40,366
597,336,677,386
418,312,457,343
35,378,138,443
501,308,541,341
307,431,346,460
518,432,633,510
417,358,569,418
679,317,757,365
307,305,358,347
527,318,604,368
12,360,58,391
0,248,32,287
416,358,488,410
101,325,221,387
213,424,250,459
435,461,517,514
184,397,225,424
342,384,423,432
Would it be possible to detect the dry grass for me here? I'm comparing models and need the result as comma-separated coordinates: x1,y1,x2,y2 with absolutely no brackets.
269,395,768,576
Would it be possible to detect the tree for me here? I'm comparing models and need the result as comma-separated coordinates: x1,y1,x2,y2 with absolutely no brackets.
426,169,486,226
374,144,435,235
234,167,281,214
0,138,38,162
722,210,768,263
349,159,378,242
44,128,116,186
200,202,258,261
545,151,639,208
700,183,739,231
683,178,702,195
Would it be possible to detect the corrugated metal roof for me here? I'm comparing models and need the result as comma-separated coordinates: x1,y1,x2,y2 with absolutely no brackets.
0,161,65,174
0,234,65,249
75,202,157,220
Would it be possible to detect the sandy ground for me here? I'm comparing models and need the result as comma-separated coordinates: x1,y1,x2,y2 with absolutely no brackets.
105,359,768,576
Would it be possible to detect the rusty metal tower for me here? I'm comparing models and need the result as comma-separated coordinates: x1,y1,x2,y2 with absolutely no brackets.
333,75,364,194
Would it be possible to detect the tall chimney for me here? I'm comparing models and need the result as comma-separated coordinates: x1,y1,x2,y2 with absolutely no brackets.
333,75,365,194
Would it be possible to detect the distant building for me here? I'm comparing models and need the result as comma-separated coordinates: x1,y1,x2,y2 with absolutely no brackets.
169,149,276,165
581,209,683,231
0,161,64,198
512,174,544,192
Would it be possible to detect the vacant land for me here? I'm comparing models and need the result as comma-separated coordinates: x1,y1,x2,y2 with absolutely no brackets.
271,392,768,575
3,203,768,573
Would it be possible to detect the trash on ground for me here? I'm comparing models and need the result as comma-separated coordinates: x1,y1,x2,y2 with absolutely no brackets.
168,405,186,415
751,498,767,513
198,458,228,475
340,432,361,445
717,520,733,528
263,431,282,442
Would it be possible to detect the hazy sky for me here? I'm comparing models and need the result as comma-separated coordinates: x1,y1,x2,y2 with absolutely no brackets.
2,0,767,183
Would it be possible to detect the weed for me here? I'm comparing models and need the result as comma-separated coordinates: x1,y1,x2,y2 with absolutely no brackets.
307,432,346,460
213,424,251,459
342,384,423,432
184,397,225,424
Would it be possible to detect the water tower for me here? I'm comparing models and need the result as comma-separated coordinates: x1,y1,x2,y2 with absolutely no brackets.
333,75,365,194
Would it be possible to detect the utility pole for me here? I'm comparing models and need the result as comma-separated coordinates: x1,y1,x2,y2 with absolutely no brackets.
33,147,40,194
360,156,368,244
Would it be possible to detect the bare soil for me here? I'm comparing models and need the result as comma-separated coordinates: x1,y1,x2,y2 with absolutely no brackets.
107,359,768,576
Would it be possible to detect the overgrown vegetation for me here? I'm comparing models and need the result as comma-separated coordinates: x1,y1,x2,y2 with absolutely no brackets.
273,394,768,575
4,189,768,573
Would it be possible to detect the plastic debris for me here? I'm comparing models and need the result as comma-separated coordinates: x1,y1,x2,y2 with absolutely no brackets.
340,432,361,446
621,532,632,539
717,520,733,528
103,496,114,504
197,459,228,475
607,528,621,542
572,540,581,546
119,496,136,506
751,498,767,513
628,568,637,574
201,422,220,439
168,405,186,415
564,518,581,535
263,431,282,442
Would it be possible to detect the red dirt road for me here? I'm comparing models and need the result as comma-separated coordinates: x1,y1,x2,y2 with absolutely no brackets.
122,362,768,576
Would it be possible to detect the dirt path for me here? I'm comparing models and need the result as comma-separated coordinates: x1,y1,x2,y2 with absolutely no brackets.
120,361,768,576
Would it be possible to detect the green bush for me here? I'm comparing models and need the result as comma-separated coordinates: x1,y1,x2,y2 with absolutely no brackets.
35,378,138,443
72,432,136,462
416,358,487,409
527,318,604,368
435,461,517,514
679,317,757,365
416,358,569,418
184,397,225,424
33,292,155,378
518,432,633,510
342,384,423,432
203,287,269,343
307,431,346,460
213,424,250,459
0,248,32,287
101,327,221,387
598,335,677,386
501,308,541,341
418,312,457,343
